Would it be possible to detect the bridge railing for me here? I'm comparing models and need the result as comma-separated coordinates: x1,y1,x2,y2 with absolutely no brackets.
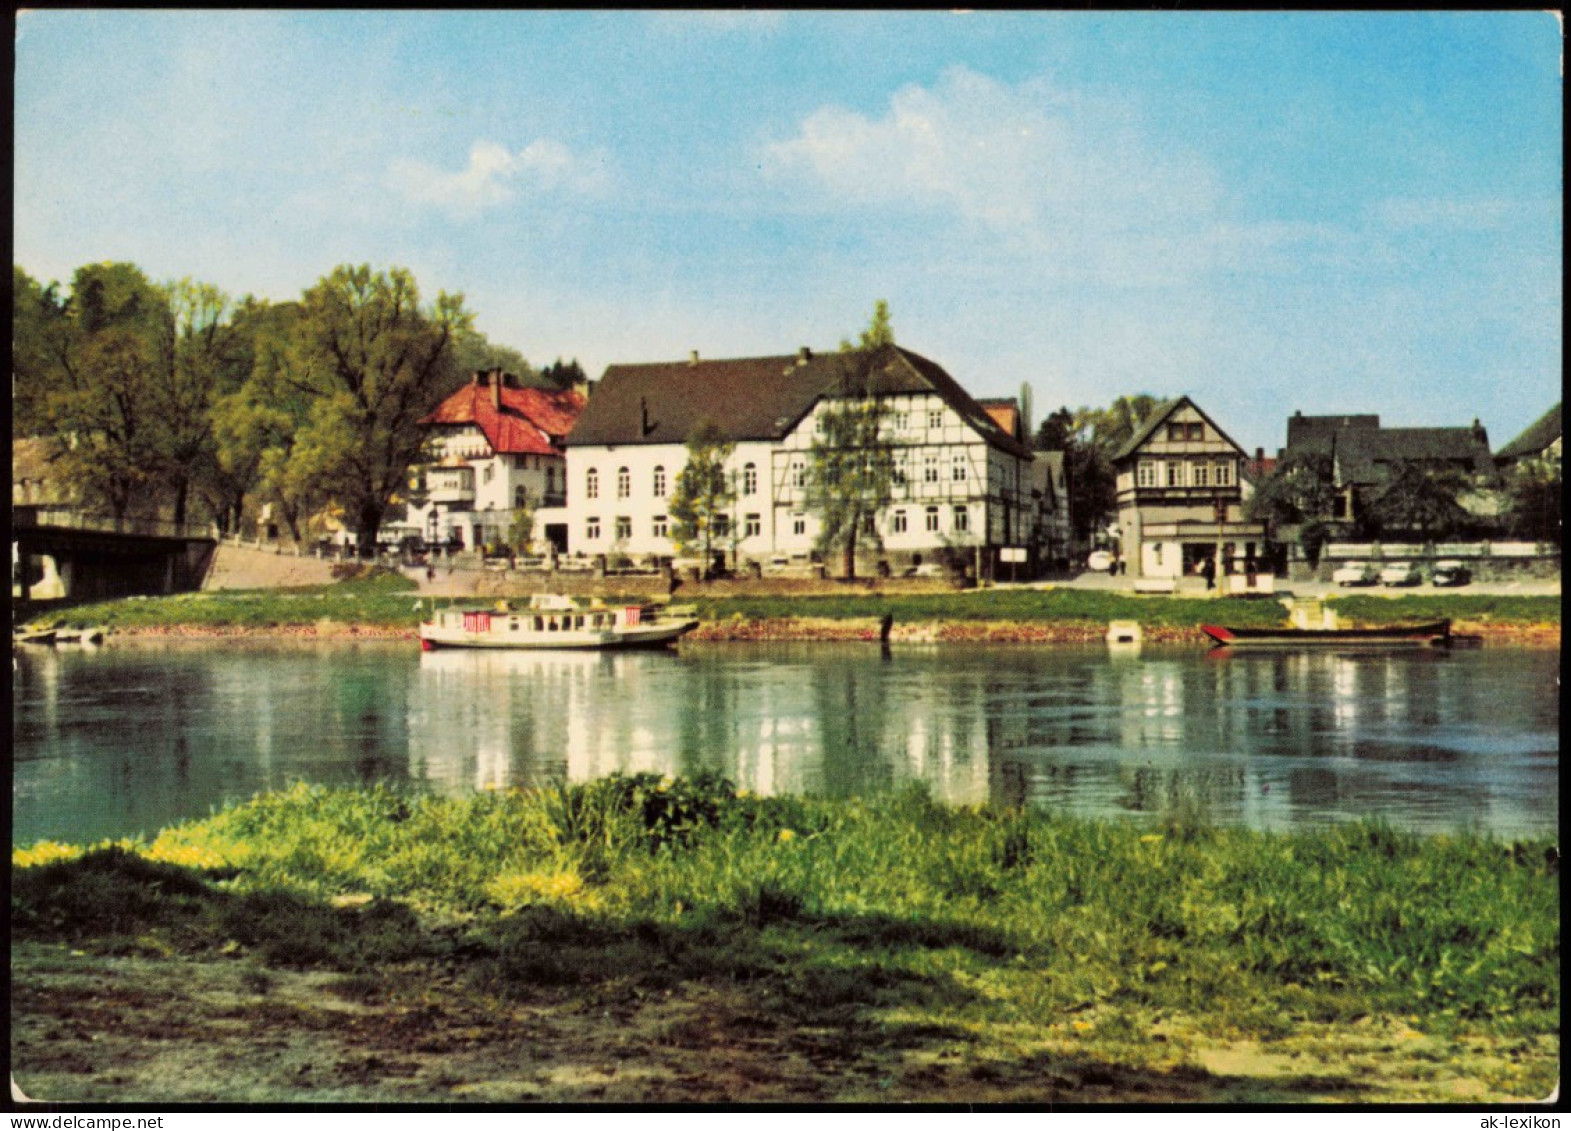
12,506,217,542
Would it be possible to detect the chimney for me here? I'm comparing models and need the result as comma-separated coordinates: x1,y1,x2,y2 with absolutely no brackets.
689,350,700,366
491,369,503,410
797,346,813,366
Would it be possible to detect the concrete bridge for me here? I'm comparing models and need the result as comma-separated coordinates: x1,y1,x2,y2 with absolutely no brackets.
12,506,217,605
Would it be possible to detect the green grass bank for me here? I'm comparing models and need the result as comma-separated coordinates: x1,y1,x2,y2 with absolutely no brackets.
12,778,1559,1102
23,571,1562,643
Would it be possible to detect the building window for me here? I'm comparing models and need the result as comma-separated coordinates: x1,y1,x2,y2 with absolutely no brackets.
1166,462,1183,487
1189,423,1203,441
893,412,909,431
953,505,969,532
924,452,940,483
892,454,908,487
1193,462,1210,488
546,466,556,491
483,464,495,485
1167,423,1186,442
713,513,732,538
652,514,668,539
744,513,761,539
952,452,967,482
1138,462,1156,488
925,506,940,532
514,486,528,508
616,467,630,499
743,463,758,496
586,517,600,541
792,514,806,536
892,509,908,534
615,516,631,541
653,465,667,497
586,468,599,500
928,409,943,430
1215,461,1232,486
791,459,805,489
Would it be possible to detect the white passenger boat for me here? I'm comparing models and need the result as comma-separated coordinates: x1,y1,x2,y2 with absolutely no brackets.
418,594,699,651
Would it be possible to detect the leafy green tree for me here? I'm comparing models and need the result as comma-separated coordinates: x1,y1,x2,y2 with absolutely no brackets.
507,499,538,555
1367,461,1471,542
808,303,899,580
806,361,896,580
282,265,471,554
450,326,534,384
1247,449,1340,565
1033,393,1160,545
154,279,249,525
669,420,736,576
11,267,74,438
32,264,172,521
209,300,312,537
1501,462,1561,547
539,358,588,390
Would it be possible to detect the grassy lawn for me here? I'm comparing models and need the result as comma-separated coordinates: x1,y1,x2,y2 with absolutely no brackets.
35,576,1559,633
11,779,1559,1102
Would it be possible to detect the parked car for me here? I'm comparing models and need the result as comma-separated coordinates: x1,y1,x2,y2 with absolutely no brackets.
1431,560,1472,587
1085,550,1114,572
1331,561,1378,587
1380,561,1423,587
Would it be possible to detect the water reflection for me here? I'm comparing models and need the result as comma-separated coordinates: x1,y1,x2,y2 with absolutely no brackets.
11,640,1559,844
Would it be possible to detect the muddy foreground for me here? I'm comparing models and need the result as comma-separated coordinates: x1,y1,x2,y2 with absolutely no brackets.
11,941,1555,1105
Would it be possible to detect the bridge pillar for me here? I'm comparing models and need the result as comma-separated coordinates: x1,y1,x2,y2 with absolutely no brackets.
15,544,31,602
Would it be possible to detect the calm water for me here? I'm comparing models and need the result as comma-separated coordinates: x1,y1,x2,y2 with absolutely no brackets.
10,639,1560,844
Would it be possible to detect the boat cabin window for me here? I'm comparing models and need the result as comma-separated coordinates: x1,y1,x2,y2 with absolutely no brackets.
534,617,545,631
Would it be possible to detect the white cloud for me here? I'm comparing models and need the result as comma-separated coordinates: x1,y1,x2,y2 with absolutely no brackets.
765,66,1221,241
388,138,611,218
1368,196,1518,231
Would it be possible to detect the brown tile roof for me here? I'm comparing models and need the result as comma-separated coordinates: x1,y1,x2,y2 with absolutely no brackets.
978,399,1020,441
565,345,1031,459
420,376,585,456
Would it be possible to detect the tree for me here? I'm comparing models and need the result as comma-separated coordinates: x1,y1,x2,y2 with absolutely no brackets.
806,303,900,580
209,300,315,538
507,499,537,555
33,263,172,521
669,420,736,576
154,279,249,525
1246,449,1339,565
1501,462,1562,547
1032,393,1160,545
450,325,534,384
538,358,588,390
1367,461,1470,542
11,267,74,438
281,265,471,554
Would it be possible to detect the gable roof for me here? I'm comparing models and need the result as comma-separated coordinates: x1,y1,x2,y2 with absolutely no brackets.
1333,425,1496,483
1285,411,1380,454
1110,396,1248,463
564,345,1031,459
420,376,585,457
1496,402,1562,461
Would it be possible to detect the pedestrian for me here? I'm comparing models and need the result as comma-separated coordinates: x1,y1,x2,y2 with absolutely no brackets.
425,565,436,584
1202,556,1216,590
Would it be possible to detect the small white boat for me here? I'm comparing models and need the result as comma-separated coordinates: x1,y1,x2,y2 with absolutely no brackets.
419,594,699,651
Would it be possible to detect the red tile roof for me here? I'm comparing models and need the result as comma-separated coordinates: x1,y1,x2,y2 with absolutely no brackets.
420,380,586,456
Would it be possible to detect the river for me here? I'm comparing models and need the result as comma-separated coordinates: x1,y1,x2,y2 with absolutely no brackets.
10,639,1559,844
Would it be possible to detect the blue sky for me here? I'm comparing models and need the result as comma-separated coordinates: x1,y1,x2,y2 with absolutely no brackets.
14,10,1562,453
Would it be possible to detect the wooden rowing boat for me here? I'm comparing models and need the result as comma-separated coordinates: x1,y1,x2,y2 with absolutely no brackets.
1200,620,1452,649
